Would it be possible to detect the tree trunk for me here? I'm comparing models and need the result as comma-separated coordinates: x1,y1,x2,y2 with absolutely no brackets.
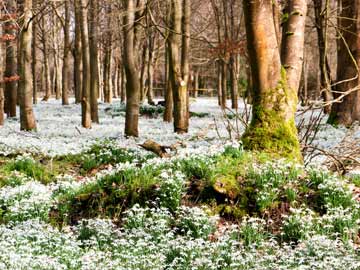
62,0,70,105
120,66,126,103
18,0,37,131
169,0,190,134
89,0,99,122
242,0,302,161
329,0,360,126
74,0,83,104
0,7,3,126
139,44,148,103
79,0,91,128
281,0,308,93
4,0,18,117
163,43,173,122
124,0,141,137
32,0,38,105
313,0,333,113
41,16,51,101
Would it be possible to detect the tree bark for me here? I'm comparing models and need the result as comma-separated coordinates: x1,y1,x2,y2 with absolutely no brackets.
242,0,302,161
124,0,141,137
0,7,3,126
329,0,360,126
169,0,190,134
281,0,308,93
62,0,70,105
18,0,37,131
4,0,18,117
74,0,83,104
32,0,38,104
89,0,99,122
79,0,91,128
41,16,51,101
313,0,333,113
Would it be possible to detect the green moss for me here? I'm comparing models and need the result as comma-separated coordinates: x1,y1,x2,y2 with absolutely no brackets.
213,175,241,200
241,68,302,162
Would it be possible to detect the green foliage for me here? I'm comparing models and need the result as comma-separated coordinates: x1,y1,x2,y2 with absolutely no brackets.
3,156,53,184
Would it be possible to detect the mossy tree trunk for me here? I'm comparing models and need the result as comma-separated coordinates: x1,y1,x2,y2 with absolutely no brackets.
242,0,302,161
328,0,360,126
18,0,37,131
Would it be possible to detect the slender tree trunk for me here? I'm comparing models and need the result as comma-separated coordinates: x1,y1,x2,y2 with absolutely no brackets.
194,69,199,98
54,50,62,100
164,42,173,122
313,0,333,113
329,0,360,126
41,16,51,101
4,0,18,117
89,0,99,122
62,0,70,105
221,61,227,108
32,0,38,104
242,0,302,161
79,0,91,128
120,66,126,103
18,0,36,131
217,61,223,106
124,0,141,137
74,0,83,104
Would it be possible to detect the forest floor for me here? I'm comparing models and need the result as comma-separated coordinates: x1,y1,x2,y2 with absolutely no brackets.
0,98,360,269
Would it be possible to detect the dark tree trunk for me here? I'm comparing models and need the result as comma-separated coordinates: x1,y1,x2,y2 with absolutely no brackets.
329,0,360,126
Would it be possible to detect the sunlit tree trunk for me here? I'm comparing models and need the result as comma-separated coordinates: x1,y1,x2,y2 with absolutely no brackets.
79,0,91,128
281,0,308,93
169,0,190,134
329,0,360,126
124,0,141,137
18,0,37,131
242,0,302,161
